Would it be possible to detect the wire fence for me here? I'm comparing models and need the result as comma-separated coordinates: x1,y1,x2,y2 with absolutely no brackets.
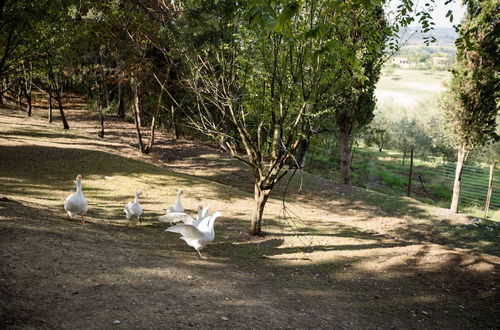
306,144,499,217
415,162,499,211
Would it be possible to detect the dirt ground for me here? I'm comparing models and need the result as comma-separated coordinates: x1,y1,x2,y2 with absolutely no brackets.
0,99,499,329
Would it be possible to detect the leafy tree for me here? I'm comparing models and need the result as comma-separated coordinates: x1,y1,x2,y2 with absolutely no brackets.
184,0,327,235
182,0,423,235
365,127,387,153
105,0,179,152
62,0,177,147
329,3,387,185
441,0,499,213
31,0,82,129
0,1,49,107
391,117,418,164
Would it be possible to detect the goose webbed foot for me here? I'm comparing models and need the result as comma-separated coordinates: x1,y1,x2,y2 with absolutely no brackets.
197,250,207,260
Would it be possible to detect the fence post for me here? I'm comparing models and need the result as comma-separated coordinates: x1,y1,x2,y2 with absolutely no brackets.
484,162,496,218
407,148,414,197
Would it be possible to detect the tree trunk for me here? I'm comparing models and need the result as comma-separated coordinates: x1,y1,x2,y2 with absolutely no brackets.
298,139,308,169
25,92,32,117
339,119,351,185
271,124,283,162
104,85,109,108
144,89,163,153
117,83,125,118
17,85,22,104
0,90,3,104
56,95,69,129
377,132,384,152
98,94,105,138
250,183,271,236
19,82,32,116
48,94,53,123
450,147,467,213
171,105,179,139
407,148,414,197
131,74,145,152
144,115,155,153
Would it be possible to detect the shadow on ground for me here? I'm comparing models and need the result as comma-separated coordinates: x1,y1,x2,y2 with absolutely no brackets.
1,105,499,329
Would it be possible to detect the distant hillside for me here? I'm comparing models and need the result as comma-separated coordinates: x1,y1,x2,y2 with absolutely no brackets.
398,27,458,47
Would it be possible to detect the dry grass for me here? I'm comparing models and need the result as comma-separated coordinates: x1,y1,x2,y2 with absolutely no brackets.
1,103,499,329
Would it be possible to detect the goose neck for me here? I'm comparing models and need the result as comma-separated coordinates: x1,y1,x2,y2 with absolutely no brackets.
76,181,83,193
174,195,182,208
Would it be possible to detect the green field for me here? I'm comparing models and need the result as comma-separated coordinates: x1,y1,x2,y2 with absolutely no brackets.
375,69,451,112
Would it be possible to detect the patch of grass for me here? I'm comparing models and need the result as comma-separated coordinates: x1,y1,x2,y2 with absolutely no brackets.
355,160,369,171
431,218,500,255
430,185,452,201
378,169,407,188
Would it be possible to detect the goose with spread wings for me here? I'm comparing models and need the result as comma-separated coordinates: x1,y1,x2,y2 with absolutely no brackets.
166,211,221,259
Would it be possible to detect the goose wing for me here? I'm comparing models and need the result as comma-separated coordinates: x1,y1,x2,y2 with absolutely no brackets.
124,201,133,212
65,194,87,214
166,224,204,240
159,212,194,224
201,206,210,219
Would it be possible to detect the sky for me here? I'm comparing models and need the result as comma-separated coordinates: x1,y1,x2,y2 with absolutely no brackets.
388,0,466,28
430,0,466,27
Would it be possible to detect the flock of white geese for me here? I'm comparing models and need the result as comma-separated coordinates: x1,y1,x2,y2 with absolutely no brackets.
64,174,221,259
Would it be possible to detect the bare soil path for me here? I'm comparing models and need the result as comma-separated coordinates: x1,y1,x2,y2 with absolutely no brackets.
0,102,499,329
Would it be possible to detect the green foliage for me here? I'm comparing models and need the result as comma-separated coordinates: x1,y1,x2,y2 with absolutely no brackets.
370,100,456,162
442,0,499,153
184,1,391,163
469,139,500,165
0,0,67,86
378,169,407,188
430,184,453,201
125,115,135,124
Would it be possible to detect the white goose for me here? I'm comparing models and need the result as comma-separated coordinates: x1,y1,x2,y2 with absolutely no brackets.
168,189,184,213
166,211,222,259
124,190,143,224
158,189,188,224
64,174,88,224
